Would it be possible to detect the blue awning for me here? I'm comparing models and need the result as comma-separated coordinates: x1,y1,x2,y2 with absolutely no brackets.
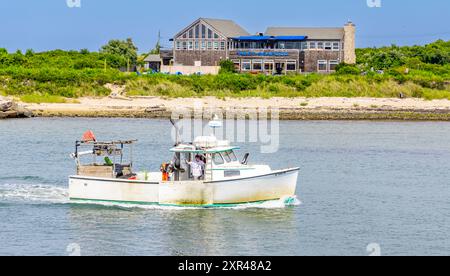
233,35,307,41
233,36,273,41
274,36,308,41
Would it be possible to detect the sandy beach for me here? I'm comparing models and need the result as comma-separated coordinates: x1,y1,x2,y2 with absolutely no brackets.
23,96,450,121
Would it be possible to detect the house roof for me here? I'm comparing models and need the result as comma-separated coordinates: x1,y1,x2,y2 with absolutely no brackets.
201,18,250,38
265,27,344,40
144,54,161,62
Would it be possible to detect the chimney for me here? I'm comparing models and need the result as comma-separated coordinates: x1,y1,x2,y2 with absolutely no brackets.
343,21,356,64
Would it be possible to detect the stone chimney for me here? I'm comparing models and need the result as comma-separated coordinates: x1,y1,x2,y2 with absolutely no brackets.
343,21,356,64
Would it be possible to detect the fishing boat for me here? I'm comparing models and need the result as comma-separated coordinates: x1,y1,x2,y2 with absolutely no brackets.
69,119,300,207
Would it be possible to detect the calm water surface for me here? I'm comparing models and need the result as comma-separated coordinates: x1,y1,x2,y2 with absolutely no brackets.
0,118,449,256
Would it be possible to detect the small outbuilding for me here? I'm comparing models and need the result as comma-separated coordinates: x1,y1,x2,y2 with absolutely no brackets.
144,54,162,72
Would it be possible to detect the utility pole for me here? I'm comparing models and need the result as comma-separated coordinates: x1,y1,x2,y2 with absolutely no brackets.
157,30,161,54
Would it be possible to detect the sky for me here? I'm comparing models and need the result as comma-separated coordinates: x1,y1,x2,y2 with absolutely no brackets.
0,0,449,53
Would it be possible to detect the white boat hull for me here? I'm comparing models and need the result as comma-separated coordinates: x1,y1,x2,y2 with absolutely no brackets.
69,168,299,207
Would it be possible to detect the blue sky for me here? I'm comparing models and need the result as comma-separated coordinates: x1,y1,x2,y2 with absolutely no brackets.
1,0,449,53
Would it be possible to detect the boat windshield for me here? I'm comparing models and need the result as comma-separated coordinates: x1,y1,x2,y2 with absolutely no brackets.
222,150,238,163
213,153,225,165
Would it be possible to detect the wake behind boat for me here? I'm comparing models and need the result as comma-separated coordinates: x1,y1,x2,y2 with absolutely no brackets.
69,119,299,207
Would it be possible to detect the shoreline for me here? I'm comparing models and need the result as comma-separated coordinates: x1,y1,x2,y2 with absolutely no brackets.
22,96,450,121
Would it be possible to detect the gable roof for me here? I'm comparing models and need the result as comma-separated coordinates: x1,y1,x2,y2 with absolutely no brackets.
201,18,250,38
144,54,161,62
265,27,344,40
175,18,250,39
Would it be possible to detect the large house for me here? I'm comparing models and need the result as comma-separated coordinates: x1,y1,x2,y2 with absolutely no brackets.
171,18,356,74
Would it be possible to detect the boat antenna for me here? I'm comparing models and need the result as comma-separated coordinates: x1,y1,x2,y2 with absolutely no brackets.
170,118,182,145
208,114,222,137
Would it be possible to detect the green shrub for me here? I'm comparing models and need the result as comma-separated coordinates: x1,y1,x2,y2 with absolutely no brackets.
219,60,236,74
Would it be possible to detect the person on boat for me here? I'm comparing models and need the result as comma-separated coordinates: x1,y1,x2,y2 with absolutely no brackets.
186,155,205,180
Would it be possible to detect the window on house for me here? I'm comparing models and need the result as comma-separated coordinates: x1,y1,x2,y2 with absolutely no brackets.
195,41,199,50
333,42,340,51
195,25,200,38
309,42,317,49
232,60,240,71
182,33,187,39
202,25,206,38
188,41,193,50
285,42,295,49
208,29,213,39
317,42,324,49
220,41,226,50
207,41,212,50
188,29,193,39
264,61,274,71
242,60,251,71
325,42,332,50
301,42,308,50
329,60,339,71
201,41,206,50
214,33,219,39
176,41,181,50
286,61,297,71
252,60,263,71
182,41,187,50
318,60,327,71
213,41,219,50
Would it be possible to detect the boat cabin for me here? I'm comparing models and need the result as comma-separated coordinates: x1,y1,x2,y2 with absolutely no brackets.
166,136,249,182
72,140,136,179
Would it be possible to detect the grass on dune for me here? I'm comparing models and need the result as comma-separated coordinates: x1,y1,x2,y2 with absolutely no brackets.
19,93,79,104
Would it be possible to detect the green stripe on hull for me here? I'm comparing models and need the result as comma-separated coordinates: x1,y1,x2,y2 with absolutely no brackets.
69,197,279,208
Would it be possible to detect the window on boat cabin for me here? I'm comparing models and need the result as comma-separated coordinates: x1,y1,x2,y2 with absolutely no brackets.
223,150,238,162
213,153,225,165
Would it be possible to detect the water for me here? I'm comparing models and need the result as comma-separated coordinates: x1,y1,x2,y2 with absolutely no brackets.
0,118,449,256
